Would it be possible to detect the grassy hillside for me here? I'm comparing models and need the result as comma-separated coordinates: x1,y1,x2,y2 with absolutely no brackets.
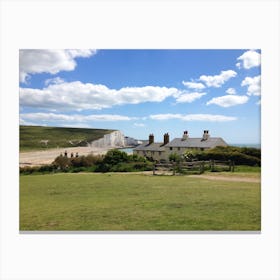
20,125,115,151
20,173,261,231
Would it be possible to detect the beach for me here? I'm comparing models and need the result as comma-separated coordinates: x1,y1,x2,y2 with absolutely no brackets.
19,146,112,167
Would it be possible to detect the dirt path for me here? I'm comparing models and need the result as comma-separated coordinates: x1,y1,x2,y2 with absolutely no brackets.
19,146,110,167
71,171,260,183
188,174,260,183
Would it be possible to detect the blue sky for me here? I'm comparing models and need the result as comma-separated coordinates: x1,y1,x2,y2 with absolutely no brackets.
19,49,261,144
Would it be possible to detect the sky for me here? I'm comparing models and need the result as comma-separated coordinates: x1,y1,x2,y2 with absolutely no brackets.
19,49,261,144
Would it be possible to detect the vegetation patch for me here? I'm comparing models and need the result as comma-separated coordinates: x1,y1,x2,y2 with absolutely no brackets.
20,173,261,231
20,125,114,151
193,146,261,166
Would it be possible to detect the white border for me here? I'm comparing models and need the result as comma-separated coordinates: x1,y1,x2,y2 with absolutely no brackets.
1,0,279,279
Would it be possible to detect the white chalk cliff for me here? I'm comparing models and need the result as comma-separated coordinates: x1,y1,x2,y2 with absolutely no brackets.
88,130,126,148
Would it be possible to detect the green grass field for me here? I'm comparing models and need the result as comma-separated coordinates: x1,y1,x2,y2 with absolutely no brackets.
20,125,114,151
20,173,261,231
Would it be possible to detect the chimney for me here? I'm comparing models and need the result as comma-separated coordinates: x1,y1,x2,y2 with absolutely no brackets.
148,134,154,145
163,133,169,145
182,130,189,140
202,130,210,140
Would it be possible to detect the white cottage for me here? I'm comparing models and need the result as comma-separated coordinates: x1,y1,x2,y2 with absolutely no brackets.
133,130,228,161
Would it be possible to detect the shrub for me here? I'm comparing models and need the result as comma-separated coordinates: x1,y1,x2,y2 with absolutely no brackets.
20,166,39,175
103,149,129,165
195,149,261,166
169,153,182,163
95,163,111,173
38,164,56,173
183,150,197,162
52,155,71,170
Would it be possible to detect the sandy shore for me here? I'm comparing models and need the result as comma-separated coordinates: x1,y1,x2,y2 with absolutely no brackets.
19,146,112,167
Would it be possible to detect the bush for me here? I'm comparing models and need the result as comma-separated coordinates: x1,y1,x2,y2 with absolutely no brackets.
195,148,261,166
71,167,87,173
52,155,71,170
20,166,39,175
37,164,56,173
183,150,197,162
103,149,129,165
95,163,111,173
240,147,261,159
169,153,182,163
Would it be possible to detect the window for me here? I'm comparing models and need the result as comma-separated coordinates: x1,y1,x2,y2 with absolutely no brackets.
159,151,162,156
178,147,180,151
170,147,173,151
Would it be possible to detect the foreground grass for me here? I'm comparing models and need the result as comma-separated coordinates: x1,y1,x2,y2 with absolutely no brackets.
20,173,261,231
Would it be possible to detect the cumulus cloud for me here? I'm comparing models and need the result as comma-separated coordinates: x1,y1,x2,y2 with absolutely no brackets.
226,88,236,95
182,81,205,90
206,95,249,107
150,113,237,122
175,92,206,103
241,75,261,96
19,49,97,83
20,81,182,110
237,50,261,69
199,70,237,87
20,113,136,124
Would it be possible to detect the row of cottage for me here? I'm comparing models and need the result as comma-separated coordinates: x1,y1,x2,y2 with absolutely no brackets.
133,130,228,162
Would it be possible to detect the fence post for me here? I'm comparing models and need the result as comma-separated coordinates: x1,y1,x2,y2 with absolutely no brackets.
172,162,175,175
153,163,156,175
200,161,205,174
232,161,235,172
210,160,214,172
228,160,231,171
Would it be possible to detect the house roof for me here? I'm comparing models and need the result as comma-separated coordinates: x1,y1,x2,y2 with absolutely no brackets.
165,137,227,148
133,141,166,151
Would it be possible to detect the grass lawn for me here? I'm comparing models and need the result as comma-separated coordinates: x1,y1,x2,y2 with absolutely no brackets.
20,173,261,231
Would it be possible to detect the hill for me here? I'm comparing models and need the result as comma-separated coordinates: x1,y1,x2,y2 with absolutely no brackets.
20,125,115,151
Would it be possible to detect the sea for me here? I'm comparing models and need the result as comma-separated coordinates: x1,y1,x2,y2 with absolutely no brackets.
118,147,134,154
230,144,261,149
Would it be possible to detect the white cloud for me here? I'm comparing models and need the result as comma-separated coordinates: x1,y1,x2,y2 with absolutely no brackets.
20,113,137,124
256,99,261,106
150,113,237,122
175,92,206,103
182,81,205,90
206,95,249,107
44,77,65,86
236,62,241,69
241,75,261,96
19,49,97,83
20,81,182,110
19,118,37,126
133,123,146,127
226,88,236,95
237,50,261,69
199,70,237,87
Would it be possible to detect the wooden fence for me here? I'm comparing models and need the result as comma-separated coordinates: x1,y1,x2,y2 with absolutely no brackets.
153,160,234,175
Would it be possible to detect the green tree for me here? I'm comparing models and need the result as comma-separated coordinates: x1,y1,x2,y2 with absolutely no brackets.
103,149,129,165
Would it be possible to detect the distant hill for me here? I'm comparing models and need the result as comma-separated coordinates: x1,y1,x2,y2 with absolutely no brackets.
20,125,115,151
